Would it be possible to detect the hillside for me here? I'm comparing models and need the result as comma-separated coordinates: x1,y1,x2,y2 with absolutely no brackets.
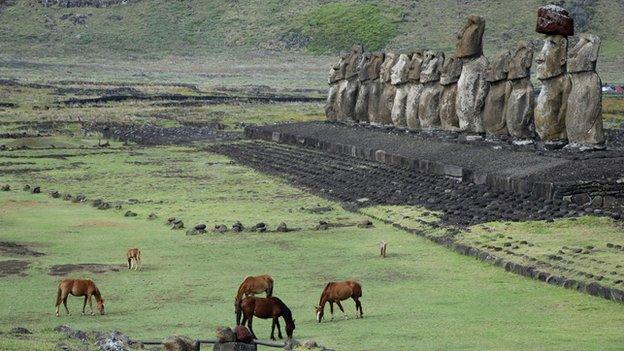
0,0,622,81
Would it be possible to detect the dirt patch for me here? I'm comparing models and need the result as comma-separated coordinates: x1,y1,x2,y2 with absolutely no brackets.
48,263,122,276
0,242,44,256
0,260,30,277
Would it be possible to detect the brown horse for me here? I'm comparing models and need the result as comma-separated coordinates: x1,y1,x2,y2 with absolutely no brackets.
238,296,295,340
55,279,105,316
126,248,141,270
234,275,274,321
315,280,363,322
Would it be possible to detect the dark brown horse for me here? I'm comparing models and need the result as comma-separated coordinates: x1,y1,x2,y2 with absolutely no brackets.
237,296,295,340
315,280,362,322
55,279,105,316
234,275,273,322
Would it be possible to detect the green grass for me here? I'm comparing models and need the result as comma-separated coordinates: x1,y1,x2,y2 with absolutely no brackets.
1,143,624,350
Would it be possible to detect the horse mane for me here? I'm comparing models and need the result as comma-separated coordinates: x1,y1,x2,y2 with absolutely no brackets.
318,282,333,306
274,297,292,321
93,286,103,301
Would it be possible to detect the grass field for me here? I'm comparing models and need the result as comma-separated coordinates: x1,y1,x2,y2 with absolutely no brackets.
1,140,624,350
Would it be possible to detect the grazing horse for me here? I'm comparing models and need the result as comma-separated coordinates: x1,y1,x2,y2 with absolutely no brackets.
126,248,141,270
315,280,363,322
238,296,295,341
235,275,274,322
55,279,105,316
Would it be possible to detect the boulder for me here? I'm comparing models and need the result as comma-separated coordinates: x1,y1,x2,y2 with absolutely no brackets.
536,5,574,36
148,213,158,220
31,186,41,194
357,219,374,228
163,335,197,351
96,331,130,351
10,327,32,335
98,202,111,210
251,223,267,232
234,325,254,344
232,221,244,232
213,224,228,233
124,211,137,217
50,190,61,198
195,223,207,231
216,327,236,343
171,219,184,230
276,222,288,232
1,184,10,191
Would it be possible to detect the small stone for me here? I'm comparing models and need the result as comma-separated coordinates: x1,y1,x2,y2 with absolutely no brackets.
234,325,254,344
232,221,244,232
98,202,111,210
171,220,184,230
194,224,207,231
1,184,10,191
63,194,72,201
23,185,31,191
302,340,319,349
31,186,41,194
163,335,197,351
215,326,236,343
276,222,288,232
148,213,158,220
252,223,266,232
357,219,374,228
316,221,330,230
10,327,32,334
213,224,228,233
124,211,137,217
115,204,123,210
49,190,60,198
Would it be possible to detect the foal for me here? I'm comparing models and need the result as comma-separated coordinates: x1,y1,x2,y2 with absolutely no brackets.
55,279,105,316
315,280,363,322
126,248,141,270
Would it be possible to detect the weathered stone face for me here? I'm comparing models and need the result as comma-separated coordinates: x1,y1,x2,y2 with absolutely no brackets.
483,79,509,136
380,53,397,83
391,53,411,85
455,15,485,58
379,83,396,125
345,44,364,79
391,84,410,127
420,50,444,83
507,41,533,80
418,81,443,130
405,83,423,130
456,55,490,133
535,74,570,141
536,35,567,80
367,52,385,80
367,79,383,124
325,83,339,121
328,53,348,84
485,50,510,83
440,55,463,86
536,5,574,36
568,33,600,73
358,52,372,82
407,51,424,83
504,77,535,139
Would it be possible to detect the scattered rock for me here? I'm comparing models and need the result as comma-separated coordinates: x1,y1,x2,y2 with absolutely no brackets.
23,185,30,191
276,222,288,232
1,184,10,191
98,202,111,210
148,213,158,220
301,340,319,349
114,204,123,210
96,331,130,351
251,223,267,232
232,221,244,232
163,335,197,351
54,325,87,342
124,211,137,217
171,219,184,230
166,217,177,225
10,327,32,335
63,194,72,201
50,190,61,198
72,194,87,203
216,327,236,343
213,224,228,233
234,325,254,344
357,219,374,228
31,186,41,194
316,221,329,230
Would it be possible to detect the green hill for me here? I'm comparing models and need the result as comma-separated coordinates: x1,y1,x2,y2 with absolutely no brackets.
0,0,622,81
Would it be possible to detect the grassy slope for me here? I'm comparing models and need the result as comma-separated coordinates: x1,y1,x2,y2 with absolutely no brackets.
1,145,624,350
0,0,622,82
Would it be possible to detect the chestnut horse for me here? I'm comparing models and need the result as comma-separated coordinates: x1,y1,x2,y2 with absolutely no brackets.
55,279,105,316
238,296,295,340
126,248,141,270
315,280,363,322
234,275,273,321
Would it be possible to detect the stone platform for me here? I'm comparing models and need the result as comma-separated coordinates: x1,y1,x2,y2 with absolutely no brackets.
245,122,624,207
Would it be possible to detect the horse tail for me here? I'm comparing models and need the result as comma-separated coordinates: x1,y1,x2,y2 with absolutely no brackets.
235,301,243,325
55,285,62,307
351,281,362,298
267,278,274,297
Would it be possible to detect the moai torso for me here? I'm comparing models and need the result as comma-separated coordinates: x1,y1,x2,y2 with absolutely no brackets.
455,15,489,134
504,41,535,140
417,51,445,130
405,51,424,130
390,53,412,128
367,52,385,125
354,52,372,122
339,44,363,123
378,53,398,125
566,34,605,149
439,56,463,131
535,35,569,142
325,54,347,122
483,50,511,138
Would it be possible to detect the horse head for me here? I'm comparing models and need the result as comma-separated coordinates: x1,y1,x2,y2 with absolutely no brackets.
97,299,105,315
314,305,324,323
285,318,296,338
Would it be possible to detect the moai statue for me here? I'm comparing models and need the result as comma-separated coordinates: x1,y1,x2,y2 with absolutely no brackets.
354,52,372,123
390,53,412,128
455,15,489,136
367,52,385,125
565,34,605,149
405,50,424,130
325,53,348,122
483,50,511,139
338,44,363,123
417,50,445,130
378,53,398,125
504,41,535,142
534,5,573,146
439,55,463,131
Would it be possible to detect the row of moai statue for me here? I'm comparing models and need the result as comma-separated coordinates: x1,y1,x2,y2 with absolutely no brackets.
325,6,605,150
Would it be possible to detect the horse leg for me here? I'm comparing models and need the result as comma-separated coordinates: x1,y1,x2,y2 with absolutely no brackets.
88,295,95,315
55,287,63,317
336,301,347,319
127,257,132,269
270,318,276,340
63,294,70,316
329,301,335,321
82,296,88,315
356,298,363,318
137,256,141,271
246,316,256,339
276,318,283,339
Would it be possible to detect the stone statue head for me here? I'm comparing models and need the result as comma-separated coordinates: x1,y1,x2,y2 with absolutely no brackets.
567,33,600,73
358,52,372,81
420,50,445,83
407,50,424,83
367,52,385,80
391,53,412,85
345,44,364,79
507,41,534,80
328,53,348,84
454,15,485,58
486,50,511,83
536,35,567,79
440,55,463,85
380,53,397,83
